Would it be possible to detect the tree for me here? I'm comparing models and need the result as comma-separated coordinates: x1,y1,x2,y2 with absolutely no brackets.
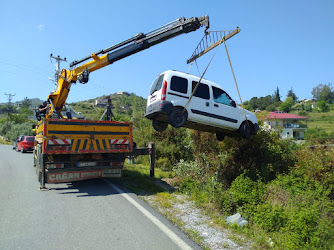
311,83,334,103
273,87,281,102
0,104,16,114
279,97,294,113
317,100,330,112
287,87,298,103
266,104,276,112
21,97,32,109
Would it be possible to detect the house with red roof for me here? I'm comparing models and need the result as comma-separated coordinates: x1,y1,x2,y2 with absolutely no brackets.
264,111,308,140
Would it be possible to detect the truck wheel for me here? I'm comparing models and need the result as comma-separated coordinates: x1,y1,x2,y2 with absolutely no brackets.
168,108,187,128
240,121,251,139
33,149,37,167
152,120,168,132
36,146,42,179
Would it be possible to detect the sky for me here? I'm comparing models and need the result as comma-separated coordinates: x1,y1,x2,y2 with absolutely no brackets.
0,0,333,105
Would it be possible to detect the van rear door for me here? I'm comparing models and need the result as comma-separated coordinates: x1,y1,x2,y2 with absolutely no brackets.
148,74,164,105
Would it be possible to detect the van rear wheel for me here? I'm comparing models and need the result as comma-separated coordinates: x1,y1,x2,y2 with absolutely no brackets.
216,133,225,141
168,108,187,128
152,120,168,132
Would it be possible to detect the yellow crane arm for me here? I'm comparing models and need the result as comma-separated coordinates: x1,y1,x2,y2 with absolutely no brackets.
45,16,210,118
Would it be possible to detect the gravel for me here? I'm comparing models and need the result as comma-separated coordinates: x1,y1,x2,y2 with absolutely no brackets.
143,194,252,249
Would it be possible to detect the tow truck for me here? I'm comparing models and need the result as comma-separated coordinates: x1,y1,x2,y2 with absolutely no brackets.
34,16,210,189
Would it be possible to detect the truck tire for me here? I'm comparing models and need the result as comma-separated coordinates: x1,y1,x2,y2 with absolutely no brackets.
168,108,187,128
36,145,43,184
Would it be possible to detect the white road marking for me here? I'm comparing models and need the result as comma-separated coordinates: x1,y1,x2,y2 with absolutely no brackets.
103,180,193,250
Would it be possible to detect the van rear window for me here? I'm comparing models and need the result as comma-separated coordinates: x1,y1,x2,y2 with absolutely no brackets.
192,82,210,100
150,74,164,95
171,76,188,94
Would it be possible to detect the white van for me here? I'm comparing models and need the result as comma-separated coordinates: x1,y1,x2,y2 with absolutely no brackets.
145,70,259,140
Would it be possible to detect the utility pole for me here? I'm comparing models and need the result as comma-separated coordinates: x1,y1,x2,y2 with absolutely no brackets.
4,93,15,106
4,93,15,126
49,54,67,89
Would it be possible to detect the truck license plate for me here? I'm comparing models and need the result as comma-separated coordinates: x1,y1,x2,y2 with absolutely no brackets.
103,169,120,174
78,162,97,167
102,169,121,177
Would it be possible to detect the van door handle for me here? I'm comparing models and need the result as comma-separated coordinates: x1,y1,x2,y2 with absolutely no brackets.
206,102,210,107
214,104,219,107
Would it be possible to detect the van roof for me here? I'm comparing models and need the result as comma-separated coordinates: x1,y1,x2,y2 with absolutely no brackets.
161,70,222,89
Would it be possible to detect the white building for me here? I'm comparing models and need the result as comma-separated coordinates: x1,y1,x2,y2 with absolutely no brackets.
263,111,308,140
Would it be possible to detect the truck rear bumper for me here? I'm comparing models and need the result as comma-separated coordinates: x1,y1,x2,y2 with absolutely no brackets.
46,167,122,183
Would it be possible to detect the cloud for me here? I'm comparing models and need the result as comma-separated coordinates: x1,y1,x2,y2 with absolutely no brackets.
37,24,45,32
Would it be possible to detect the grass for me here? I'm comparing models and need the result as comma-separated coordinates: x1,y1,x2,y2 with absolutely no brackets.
0,137,11,145
306,111,334,134
113,162,175,195
290,108,334,135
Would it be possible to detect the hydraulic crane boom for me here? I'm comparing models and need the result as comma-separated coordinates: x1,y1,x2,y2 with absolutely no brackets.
46,16,209,118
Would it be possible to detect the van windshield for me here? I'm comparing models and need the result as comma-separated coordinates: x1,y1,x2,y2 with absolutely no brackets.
149,74,164,95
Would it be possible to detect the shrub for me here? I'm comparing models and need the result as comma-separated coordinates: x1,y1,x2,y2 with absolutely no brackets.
156,157,172,171
174,160,203,179
317,100,330,112
222,173,266,214
5,122,35,140
191,129,297,186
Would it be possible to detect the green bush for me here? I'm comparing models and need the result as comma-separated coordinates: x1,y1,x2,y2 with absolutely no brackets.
174,160,203,179
5,122,35,140
317,100,330,112
156,157,172,171
191,129,297,186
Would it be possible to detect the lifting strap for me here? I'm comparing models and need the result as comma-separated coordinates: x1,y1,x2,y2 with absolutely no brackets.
183,46,219,112
223,40,248,123
184,28,248,125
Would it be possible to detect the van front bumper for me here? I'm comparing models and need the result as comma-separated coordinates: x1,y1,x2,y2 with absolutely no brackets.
145,100,173,119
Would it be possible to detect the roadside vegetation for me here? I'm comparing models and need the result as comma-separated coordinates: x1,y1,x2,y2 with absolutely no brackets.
1,84,334,249
0,98,36,141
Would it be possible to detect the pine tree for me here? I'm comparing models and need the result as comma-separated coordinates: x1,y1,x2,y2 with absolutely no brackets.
273,87,281,102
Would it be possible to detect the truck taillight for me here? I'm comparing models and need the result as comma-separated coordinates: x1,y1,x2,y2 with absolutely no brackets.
161,80,167,100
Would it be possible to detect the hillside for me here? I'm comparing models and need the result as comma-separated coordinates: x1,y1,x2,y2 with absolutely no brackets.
69,92,147,121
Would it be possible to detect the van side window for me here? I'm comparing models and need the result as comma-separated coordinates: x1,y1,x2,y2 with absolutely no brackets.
171,76,188,94
192,81,210,100
149,74,164,95
212,86,232,106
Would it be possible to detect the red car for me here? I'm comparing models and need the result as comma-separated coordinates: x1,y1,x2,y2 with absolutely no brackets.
16,136,35,153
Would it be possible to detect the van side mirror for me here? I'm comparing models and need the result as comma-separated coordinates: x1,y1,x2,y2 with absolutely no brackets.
231,100,236,107
32,125,36,130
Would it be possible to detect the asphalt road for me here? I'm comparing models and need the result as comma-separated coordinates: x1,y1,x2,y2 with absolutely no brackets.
0,145,200,250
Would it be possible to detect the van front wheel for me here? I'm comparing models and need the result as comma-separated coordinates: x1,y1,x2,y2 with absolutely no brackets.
240,121,251,139
152,120,168,132
168,108,187,128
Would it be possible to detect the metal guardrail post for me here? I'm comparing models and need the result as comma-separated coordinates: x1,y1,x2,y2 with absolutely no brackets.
149,142,155,178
